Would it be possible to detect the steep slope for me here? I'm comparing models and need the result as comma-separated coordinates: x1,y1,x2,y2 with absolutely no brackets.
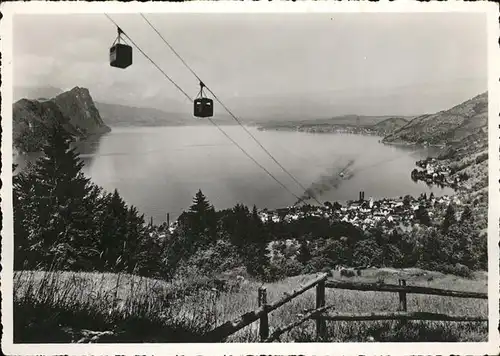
371,117,408,136
382,92,487,145
13,99,75,153
13,87,111,153
383,92,489,231
53,87,111,136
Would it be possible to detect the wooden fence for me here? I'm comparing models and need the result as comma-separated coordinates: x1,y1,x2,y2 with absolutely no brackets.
202,274,488,342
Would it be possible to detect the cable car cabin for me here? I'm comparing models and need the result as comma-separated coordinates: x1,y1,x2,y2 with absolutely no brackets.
194,97,213,118
110,43,132,69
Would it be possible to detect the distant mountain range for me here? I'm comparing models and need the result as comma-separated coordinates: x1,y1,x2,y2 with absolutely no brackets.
12,86,488,156
257,115,411,136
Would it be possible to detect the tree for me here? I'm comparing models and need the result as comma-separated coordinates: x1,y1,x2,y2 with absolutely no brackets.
13,123,155,275
184,189,218,247
297,238,312,265
252,204,260,222
419,228,449,268
319,238,346,266
395,231,419,267
190,189,213,215
442,204,456,234
332,201,342,211
94,189,129,271
13,123,98,270
353,239,383,267
223,203,251,248
415,205,431,226
403,195,412,208
461,206,473,223
123,205,147,273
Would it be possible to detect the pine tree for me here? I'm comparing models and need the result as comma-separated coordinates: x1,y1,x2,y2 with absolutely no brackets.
95,189,129,271
123,205,147,273
13,168,38,269
13,123,98,270
179,189,218,250
252,204,260,223
189,189,213,215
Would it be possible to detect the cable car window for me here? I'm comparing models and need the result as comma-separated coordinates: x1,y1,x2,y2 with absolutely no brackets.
194,82,214,118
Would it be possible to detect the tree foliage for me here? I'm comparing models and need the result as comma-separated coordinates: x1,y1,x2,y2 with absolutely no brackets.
13,124,155,276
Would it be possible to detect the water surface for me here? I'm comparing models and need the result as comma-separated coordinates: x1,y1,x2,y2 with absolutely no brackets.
17,126,454,223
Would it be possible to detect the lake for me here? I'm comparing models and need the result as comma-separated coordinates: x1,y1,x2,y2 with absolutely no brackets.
17,126,455,224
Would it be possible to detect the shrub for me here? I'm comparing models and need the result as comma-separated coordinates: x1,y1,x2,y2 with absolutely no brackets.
440,263,473,278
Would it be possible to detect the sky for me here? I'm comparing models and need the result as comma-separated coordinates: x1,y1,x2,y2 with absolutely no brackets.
13,12,488,119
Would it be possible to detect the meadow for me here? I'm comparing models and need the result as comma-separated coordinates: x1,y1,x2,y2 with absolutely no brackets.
13,268,488,343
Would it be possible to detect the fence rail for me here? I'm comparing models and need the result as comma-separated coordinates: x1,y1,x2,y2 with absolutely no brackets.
202,274,487,342
325,279,488,299
311,311,488,322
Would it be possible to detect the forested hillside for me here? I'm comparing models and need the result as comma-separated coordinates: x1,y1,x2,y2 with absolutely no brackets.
383,92,487,146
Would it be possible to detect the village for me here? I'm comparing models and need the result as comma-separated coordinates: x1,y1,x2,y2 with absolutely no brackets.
257,190,461,232
160,155,466,238
297,125,379,136
411,157,466,189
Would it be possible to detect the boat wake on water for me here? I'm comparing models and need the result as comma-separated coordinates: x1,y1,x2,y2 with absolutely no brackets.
294,159,356,206
294,148,423,205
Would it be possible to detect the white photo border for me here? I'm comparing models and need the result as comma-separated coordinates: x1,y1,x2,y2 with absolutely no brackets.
1,1,499,355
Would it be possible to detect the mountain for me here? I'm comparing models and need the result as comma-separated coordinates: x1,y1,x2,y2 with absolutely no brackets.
13,87,111,153
382,92,488,146
371,117,409,136
95,102,192,127
382,92,489,228
94,102,236,127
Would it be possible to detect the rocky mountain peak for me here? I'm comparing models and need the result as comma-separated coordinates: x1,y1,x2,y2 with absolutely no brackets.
13,87,111,153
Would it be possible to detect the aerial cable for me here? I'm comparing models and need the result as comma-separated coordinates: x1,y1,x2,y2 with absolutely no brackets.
139,13,322,206
105,14,193,102
206,116,303,202
104,14,303,204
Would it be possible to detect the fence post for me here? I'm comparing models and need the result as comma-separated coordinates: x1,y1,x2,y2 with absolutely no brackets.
398,279,407,311
315,279,326,341
258,286,269,341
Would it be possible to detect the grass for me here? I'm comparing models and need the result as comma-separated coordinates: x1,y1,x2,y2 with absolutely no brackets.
13,268,488,343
